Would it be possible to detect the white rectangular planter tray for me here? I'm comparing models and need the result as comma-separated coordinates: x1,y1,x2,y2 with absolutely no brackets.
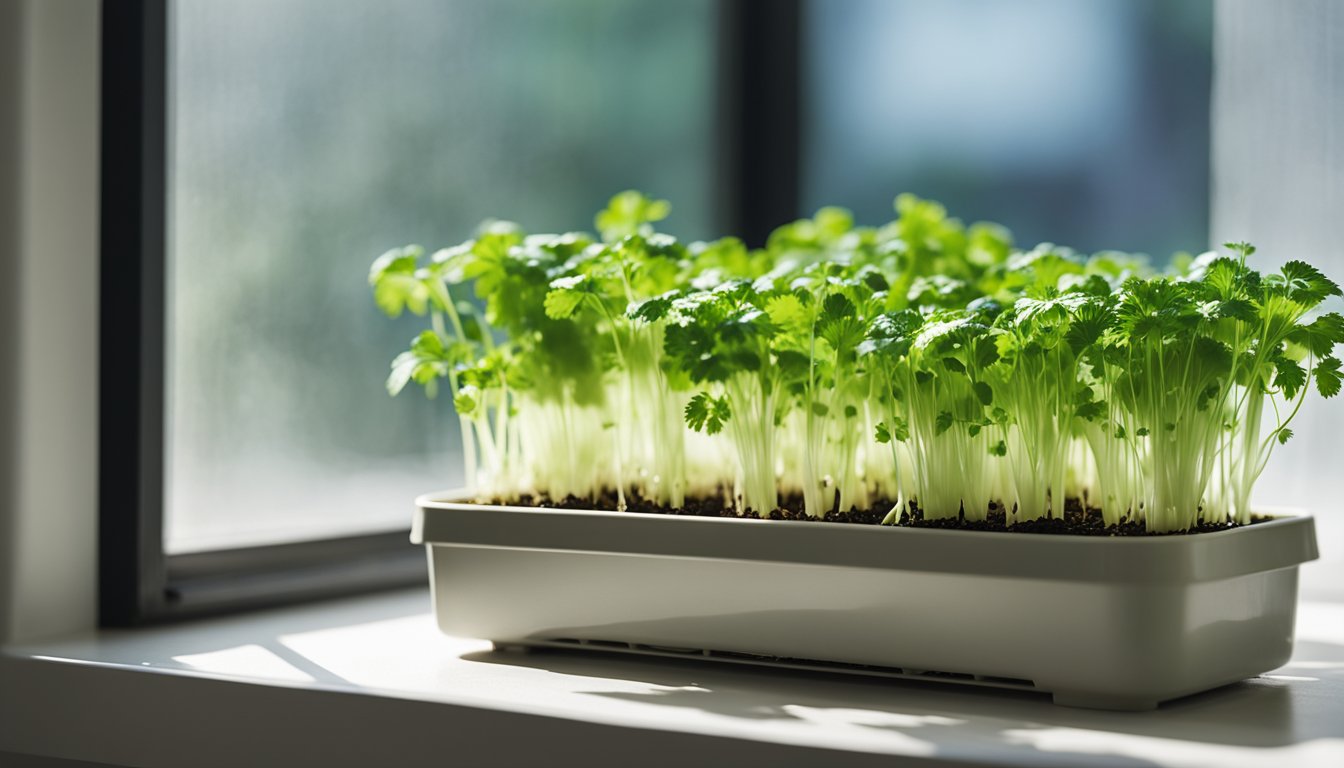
413,493,1318,711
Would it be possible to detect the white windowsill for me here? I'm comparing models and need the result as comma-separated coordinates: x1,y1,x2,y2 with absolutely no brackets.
2,588,1343,768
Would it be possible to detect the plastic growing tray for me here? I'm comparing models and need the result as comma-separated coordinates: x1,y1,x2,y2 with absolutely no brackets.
412,493,1318,711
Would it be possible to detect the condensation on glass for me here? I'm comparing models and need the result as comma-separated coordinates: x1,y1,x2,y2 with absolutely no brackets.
165,0,716,552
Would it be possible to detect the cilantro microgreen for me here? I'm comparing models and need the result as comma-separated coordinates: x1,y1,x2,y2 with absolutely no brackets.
370,192,1343,532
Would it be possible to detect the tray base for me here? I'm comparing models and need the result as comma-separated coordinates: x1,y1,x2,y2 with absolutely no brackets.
492,640,1171,710
489,638,1180,711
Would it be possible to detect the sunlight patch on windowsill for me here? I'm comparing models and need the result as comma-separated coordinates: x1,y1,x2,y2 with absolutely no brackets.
174,643,317,683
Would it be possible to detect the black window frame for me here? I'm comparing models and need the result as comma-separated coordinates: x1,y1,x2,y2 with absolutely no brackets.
99,0,802,625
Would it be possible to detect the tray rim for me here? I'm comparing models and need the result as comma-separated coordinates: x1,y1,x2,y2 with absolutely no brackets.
413,491,1319,583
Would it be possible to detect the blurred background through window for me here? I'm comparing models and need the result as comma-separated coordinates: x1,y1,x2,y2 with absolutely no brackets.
805,0,1210,256
166,0,717,551
165,0,1213,552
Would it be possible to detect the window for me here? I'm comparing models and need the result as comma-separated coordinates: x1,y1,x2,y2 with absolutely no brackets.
100,0,790,624
164,0,718,554
101,0,1212,623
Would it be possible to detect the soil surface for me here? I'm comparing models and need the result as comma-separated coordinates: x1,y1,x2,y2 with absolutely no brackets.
499,492,1266,536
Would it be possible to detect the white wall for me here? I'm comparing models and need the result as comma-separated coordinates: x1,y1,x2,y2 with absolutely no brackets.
1213,0,1344,599
0,0,101,645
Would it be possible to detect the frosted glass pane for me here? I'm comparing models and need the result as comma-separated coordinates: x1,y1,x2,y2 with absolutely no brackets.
804,0,1212,258
165,0,716,552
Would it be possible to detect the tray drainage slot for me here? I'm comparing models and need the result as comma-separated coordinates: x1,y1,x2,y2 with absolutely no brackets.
914,670,975,682
533,638,1037,692
581,639,631,649
777,657,902,674
975,675,1036,688
709,650,778,662
633,644,703,655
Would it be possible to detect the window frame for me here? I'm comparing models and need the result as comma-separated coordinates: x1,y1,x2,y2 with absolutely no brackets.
98,0,801,625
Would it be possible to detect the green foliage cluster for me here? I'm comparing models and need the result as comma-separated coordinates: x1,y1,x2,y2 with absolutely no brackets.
371,192,1344,532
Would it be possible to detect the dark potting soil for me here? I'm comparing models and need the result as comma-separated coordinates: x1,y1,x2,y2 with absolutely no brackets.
500,492,1265,536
